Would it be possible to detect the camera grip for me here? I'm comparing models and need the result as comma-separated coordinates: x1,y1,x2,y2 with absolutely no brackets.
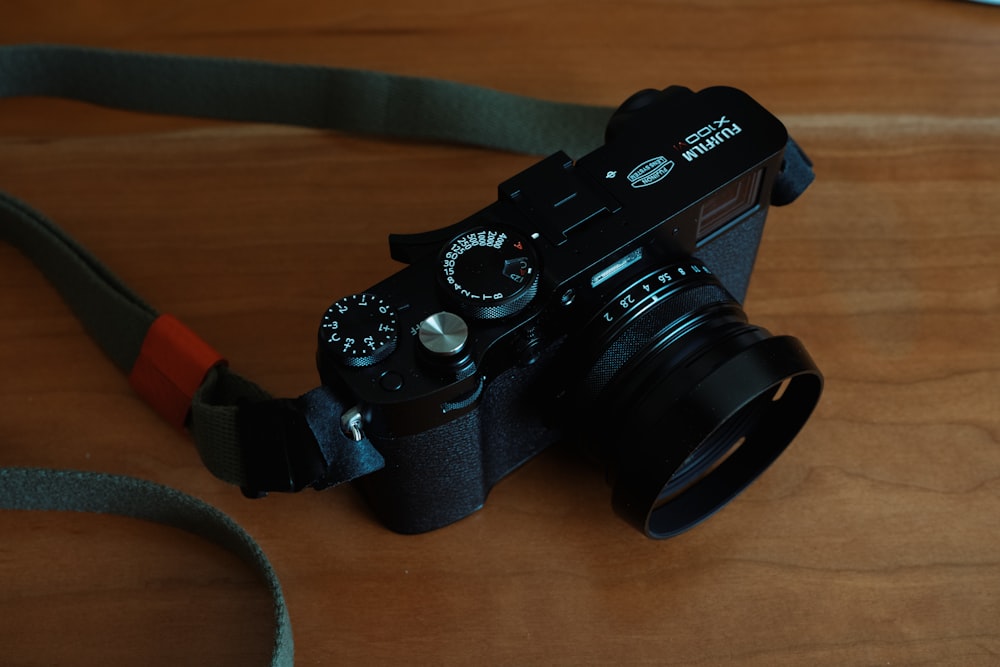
357,410,488,534
356,361,559,534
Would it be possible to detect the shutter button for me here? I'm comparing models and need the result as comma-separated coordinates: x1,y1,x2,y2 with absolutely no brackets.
418,312,469,356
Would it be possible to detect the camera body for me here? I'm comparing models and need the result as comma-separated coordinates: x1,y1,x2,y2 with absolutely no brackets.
316,86,821,538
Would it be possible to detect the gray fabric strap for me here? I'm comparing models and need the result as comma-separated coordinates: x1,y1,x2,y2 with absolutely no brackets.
0,45,616,666
0,191,156,374
0,467,293,667
0,43,614,158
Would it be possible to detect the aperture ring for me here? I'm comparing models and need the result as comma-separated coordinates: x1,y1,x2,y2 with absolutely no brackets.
582,264,734,400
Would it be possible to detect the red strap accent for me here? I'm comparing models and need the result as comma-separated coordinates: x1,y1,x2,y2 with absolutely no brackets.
128,314,226,430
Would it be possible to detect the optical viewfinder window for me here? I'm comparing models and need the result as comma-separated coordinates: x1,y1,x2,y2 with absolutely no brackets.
696,168,763,242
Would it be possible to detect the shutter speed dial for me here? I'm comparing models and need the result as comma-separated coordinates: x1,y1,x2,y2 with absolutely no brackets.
438,227,540,320
320,293,398,368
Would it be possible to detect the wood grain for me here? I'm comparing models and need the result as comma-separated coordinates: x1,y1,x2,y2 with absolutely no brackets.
1,1,998,665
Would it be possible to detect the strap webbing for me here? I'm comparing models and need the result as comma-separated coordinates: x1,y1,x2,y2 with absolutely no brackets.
0,44,614,158
0,467,293,667
0,191,156,375
0,46,615,666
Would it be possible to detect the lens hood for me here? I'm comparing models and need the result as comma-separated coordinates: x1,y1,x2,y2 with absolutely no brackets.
610,334,822,539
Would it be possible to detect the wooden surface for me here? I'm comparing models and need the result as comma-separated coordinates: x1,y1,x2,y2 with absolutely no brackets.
1,1,999,665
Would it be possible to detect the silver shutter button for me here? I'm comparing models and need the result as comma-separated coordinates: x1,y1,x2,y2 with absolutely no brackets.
418,312,469,357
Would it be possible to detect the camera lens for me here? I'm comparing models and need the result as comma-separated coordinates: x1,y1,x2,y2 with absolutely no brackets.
567,260,822,539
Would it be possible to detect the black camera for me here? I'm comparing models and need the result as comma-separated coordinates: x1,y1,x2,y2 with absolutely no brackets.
315,85,823,538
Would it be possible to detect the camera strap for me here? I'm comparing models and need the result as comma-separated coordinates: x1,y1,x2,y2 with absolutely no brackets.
0,44,815,666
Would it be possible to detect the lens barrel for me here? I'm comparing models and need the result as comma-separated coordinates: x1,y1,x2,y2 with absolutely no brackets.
570,260,822,538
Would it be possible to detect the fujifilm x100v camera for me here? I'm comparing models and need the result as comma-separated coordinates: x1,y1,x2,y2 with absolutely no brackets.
315,85,823,538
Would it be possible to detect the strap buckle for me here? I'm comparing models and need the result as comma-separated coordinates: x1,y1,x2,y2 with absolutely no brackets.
237,398,330,497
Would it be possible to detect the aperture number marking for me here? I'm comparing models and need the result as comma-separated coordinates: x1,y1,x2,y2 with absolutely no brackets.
600,263,711,324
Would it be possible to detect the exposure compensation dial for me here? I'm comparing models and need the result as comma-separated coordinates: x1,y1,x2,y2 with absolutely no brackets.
320,292,398,368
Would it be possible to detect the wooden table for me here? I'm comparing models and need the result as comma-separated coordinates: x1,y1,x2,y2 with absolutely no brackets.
1,2,998,665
